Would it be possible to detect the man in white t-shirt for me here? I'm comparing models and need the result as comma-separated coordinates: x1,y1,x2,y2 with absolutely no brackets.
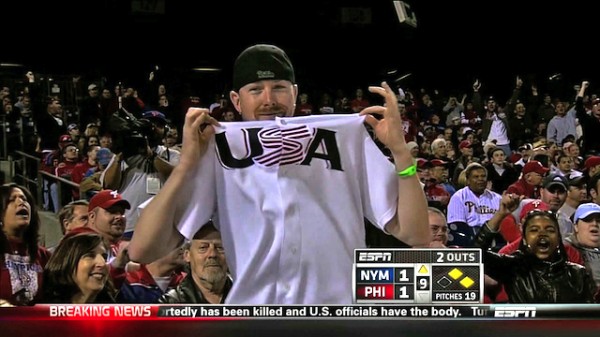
129,44,429,304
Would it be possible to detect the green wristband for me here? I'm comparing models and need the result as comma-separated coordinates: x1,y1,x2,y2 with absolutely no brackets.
397,163,417,178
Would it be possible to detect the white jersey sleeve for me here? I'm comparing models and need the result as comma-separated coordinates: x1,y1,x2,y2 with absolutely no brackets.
175,141,217,240
361,130,397,230
447,189,467,223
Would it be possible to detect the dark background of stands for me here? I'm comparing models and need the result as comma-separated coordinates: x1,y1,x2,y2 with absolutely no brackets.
1,1,597,103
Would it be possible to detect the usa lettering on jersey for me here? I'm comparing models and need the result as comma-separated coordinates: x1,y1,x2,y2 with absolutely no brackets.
215,125,343,171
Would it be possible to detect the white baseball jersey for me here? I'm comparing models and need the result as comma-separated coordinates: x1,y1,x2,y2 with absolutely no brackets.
176,114,397,304
447,186,501,227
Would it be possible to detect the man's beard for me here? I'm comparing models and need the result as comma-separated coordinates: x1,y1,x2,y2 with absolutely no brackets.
201,267,227,285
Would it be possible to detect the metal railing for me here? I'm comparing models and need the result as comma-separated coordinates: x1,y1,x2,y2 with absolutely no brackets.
1,115,8,160
12,150,42,202
12,150,80,211
39,171,80,211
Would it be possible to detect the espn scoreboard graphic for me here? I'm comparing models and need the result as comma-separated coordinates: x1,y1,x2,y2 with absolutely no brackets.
353,248,483,304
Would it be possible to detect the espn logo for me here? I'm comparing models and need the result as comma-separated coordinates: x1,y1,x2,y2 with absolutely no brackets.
358,252,392,262
494,306,536,318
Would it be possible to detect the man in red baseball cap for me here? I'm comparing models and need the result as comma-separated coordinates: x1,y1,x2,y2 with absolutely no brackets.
584,156,600,178
62,190,133,289
423,159,451,208
58,134,73,146
506,160,548,199
88,189,131,245
458,140,472,151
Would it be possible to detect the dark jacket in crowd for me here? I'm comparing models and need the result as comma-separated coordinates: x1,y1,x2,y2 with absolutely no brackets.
485,162,519,194
576,97,600,155
158,273,233,304
475,224,596,303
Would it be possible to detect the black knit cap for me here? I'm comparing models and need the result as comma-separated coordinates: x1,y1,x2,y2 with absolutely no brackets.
232,44,295,91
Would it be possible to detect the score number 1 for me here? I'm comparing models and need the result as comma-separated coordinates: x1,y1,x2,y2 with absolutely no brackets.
395,267,414,299
397,269,409,282
397,286,409,299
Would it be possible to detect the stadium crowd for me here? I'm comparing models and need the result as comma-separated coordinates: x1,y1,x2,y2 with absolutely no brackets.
1,45,600,305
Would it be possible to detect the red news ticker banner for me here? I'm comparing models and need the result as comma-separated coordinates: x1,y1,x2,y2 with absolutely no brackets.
3,304,600,337
3,304,600,320
3,304,475,320
1,305,155,320
0,305,232,321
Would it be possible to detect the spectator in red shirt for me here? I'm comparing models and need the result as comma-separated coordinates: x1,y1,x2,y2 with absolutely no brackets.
0,184,50,305
506,160,548,199
350,88,369,113
70,145,100,199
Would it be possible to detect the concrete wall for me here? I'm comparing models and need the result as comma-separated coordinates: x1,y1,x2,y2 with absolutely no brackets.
38,210,62,249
